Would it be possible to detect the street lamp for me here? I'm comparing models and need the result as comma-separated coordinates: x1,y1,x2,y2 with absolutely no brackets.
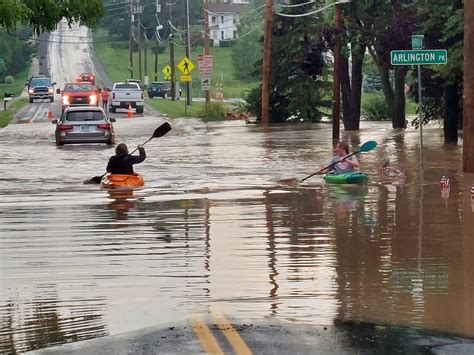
154,25,163,82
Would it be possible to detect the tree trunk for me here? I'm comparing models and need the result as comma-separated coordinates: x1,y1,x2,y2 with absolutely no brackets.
444,82,459,144
393,67,407,128
378,66,395,120
340,49,364,131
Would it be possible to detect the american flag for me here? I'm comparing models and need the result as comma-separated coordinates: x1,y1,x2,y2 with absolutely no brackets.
395,169,406,179
440,175,450,188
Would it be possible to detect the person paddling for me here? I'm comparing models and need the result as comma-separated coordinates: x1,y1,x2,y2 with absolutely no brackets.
106,143,146,175
318,141,359,175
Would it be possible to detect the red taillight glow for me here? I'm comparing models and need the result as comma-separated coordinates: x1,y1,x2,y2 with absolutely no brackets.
97,124,111,129
58,124,74,130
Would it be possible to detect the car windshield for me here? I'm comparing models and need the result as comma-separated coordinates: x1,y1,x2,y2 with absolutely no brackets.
30,78,51,86
65,111,105,122
115,83,140,90
64,83,94,92
151,82,169,89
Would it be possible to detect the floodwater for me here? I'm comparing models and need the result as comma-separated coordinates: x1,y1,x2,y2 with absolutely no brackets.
0,117,473,353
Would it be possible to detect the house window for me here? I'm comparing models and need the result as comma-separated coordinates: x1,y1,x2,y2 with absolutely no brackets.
221,16,224,23
213,31,218,39
221,31,224,39
211,16,216,23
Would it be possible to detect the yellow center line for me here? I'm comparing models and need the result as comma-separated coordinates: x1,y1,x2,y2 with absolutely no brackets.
211,309,253,355
188,315,224,355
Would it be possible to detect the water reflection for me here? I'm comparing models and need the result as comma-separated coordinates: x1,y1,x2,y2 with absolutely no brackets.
1,120,473,352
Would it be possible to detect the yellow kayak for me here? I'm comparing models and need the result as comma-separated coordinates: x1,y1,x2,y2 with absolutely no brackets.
101,173,145,189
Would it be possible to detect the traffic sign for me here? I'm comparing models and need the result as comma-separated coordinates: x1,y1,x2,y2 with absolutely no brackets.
201,76,211,90
181,75,192,82
177,57,194,75
411,35,424,50
390,49,447,65
162,65,171,80
197,54,213,75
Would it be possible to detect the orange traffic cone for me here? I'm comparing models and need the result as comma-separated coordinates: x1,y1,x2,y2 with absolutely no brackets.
127,105,133,119
47,110,53,120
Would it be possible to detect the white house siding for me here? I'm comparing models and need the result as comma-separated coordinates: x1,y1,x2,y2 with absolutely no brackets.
208,3,249,47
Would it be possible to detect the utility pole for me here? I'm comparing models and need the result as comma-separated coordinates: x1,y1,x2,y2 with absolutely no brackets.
129,0,135,78
332,3,342,142
185,0,192,105
464,0,474,172
144,31,148,88
154,0,162,82
138,11,142,82
261,0,273,124
203,0,210,113
169,1,176,101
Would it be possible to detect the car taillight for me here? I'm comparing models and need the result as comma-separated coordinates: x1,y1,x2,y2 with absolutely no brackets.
58,124,74,130
97,123,111,130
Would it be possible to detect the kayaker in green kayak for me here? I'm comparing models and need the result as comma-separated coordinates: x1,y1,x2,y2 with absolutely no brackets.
317,141,359,175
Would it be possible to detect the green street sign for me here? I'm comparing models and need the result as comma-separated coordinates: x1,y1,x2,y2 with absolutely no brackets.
411,35,424,50
390,49,447,65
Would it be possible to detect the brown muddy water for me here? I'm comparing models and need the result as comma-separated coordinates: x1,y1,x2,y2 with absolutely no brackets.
0,117,473,353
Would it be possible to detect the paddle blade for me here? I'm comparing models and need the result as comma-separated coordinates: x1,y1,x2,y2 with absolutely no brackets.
153,122,172,138
359,140,377,152
84,176,103,185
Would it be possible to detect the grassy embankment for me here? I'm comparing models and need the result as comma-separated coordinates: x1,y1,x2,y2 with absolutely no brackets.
92,29,256,119
0,67,30,127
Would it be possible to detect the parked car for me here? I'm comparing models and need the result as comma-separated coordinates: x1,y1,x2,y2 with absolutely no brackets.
147,81,171,98
27,76,56,103
51,106,115,146
57,82,99,111
76,72,96,85
110,82,144,114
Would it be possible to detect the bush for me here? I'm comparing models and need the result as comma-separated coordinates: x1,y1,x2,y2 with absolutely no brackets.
199,102,226,121
362,93,391,121
4,75,14,84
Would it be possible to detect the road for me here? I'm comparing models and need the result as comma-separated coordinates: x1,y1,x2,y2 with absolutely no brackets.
2,23,474,355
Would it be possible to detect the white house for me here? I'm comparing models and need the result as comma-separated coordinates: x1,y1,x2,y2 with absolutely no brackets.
208,2,250,46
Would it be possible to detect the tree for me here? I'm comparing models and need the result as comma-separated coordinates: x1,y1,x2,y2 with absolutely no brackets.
246,0,331,123
0,0,105,35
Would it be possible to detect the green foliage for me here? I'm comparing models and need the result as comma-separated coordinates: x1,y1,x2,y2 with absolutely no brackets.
0,0,104,34
231,17,263,82
4,75,14,84
200,102,227,121
246,0,331,123
0,28,34,82
362,93,392,121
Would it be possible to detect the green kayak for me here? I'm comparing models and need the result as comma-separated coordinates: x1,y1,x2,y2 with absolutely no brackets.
324,172,369,185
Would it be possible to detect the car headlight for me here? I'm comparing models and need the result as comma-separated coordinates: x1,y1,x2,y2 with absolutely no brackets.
48,88,54,94
28,89,34,94
89,95,97,105
62,96,70,105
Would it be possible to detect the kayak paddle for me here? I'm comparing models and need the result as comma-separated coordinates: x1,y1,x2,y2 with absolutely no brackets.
301,140,377,182
84,121,172,185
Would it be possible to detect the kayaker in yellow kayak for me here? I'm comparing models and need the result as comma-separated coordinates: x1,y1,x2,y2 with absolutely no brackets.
318,141,359,174
106,143,146,174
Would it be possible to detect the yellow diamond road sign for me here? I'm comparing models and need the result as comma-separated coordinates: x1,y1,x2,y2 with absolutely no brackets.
162,65,171,78
177,57,194,75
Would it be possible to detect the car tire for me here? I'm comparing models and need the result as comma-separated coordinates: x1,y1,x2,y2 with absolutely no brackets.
136,107,144,114
110,106,116,113
50,97,54,103
29,97,34,103
55,138,63,146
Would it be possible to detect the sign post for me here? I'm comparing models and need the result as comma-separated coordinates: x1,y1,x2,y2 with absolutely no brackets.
391,37,447,167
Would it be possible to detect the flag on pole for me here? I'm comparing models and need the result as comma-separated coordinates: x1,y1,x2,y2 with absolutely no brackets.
440,175,450,188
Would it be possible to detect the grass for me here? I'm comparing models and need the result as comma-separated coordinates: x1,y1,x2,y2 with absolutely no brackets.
0,98,28,127
92,29,256,100
0,67,30,127
146,98,204,119
0,66,29,97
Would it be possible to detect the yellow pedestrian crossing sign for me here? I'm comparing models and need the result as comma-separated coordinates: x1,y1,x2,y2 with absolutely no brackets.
162,65,171,80
181,75,192,82
177,57,194,75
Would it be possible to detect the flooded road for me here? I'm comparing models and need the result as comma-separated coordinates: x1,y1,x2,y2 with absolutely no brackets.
1,117,473,353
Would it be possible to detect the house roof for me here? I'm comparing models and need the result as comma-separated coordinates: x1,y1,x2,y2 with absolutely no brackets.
208,2,250,14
